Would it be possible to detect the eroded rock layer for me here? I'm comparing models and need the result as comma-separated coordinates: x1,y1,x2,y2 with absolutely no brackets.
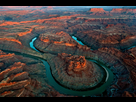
48,53,105,91
1,7,136,97
34,31,91,56
0,50,72,97
0,50,41,97
73,23,136,50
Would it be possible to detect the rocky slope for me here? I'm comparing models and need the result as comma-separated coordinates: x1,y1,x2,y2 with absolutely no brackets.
73,24,136,50
0,62,40,97
46,53,105,91
110,8,136,14
1,8,136,97
0,50,41,97
34,31,91,57
43,45,136,96
0,50,73,97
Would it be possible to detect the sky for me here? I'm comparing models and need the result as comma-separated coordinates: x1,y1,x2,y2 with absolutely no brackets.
0,6,136,10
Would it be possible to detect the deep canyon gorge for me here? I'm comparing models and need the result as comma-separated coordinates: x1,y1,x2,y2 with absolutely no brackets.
0,6,136,97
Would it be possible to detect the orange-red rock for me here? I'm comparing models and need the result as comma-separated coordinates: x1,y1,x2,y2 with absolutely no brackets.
0,62,25,81
49,53,105,90
0,7,136,97
60,53,87,72
0,61,42,97
0,53,15,61
18,28,33,36
0,21,20,26
89,8,106,12
0,38,22,45
110,8,136,13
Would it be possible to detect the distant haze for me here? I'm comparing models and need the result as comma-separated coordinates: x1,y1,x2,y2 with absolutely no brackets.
0,6,136,10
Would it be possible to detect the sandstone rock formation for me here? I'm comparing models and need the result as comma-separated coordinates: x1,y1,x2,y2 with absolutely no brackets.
0,7,136,97
93,47,136,97
34,31,91,56
73,24,136,50
110,8,136,14
0,61,41,97
0,50,43,97
89,8,108,13
59,53,87,72
48,53,105,90
0,50,74,97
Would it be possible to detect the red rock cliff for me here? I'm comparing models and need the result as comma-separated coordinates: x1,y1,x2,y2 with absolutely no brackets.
111,8,136,13
89,8,106,12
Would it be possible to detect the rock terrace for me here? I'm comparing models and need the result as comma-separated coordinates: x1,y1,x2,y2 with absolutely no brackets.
0,7,136,97
49,53,106,90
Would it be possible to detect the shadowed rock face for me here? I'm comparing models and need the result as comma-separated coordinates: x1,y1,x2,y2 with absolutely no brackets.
0,50,42,97
4,16,13,21
48,53,105,90
110,8,136,14
0,50,72,97
58,53,87,72
34,31,91,56
1,7,136,97
0,61,40,97
73,24,136,50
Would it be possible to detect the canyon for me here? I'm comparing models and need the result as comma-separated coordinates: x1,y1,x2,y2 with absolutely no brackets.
0,7,136,97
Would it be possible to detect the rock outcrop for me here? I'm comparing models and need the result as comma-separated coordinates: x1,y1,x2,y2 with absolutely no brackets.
0,50,72,97
58,53,87,72
1,7,136,97
93,47,136,97
89,8,108,13
0,50,43,97
74,24,136,50
0,62,41,97
48,53,105,91
110,8,136,14
0,36,44,60
34,31,91,57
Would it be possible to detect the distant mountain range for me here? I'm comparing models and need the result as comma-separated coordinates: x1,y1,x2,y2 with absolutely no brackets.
0,6,136,11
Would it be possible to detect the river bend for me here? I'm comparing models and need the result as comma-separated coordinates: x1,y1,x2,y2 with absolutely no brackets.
29,36,114,96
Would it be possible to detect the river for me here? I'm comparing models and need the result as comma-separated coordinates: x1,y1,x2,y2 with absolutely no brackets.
29,36,114,97
72,36,84,45
72,36,94,50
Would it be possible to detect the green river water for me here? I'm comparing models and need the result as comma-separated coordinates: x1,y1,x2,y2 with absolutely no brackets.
29,37,114,96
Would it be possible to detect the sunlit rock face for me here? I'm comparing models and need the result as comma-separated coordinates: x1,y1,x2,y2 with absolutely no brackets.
49,53,105,91
34,32,80,54
73,24,136,50
0,50,62,97
110,8,136,14
59,53,87,72
89,8,105,12
0,61,40,97
0,50,40,97
89,8,108,13
1,6,136,97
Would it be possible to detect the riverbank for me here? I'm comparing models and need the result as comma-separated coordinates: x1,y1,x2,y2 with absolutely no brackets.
29,37,114,96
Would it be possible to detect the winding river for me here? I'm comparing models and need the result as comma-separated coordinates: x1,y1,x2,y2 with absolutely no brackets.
72,36,84,45
29,37,114,97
